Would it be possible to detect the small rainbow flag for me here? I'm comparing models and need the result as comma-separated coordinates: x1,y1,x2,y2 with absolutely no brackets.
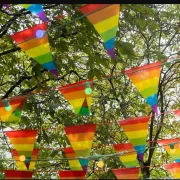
125,61,162,115
19,4,47,21
5,130,38,169
64,124,97,173
11,149,40,170
10,22,58,77
59,170,85,179
157,138,180,162
0,96,26,123
4,170,33,179
113,143,138,167
163,162,180,178
79,4,120,59
119,116,150,161
58,80,93,116
112,167,140,179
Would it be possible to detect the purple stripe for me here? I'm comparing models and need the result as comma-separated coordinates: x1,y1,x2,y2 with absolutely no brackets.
107,48,115,59
50,69,58,77
37,11,47,21
138,153,144,161
152,104,158,115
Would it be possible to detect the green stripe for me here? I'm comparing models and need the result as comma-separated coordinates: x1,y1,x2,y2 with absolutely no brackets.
18,151,32,157
75,149,91,157
100,26,117,42
70,166,83,170
123,160,138,167
130,137,146,146
79,107,90,116
35,52,53,64
141,86,158,98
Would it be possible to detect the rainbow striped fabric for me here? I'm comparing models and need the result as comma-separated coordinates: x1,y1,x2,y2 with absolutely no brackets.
19,4,47,21
112,167,140,179
10,23,58,77
0,96,26,123
58,80,93,116
80,4,120,59
125,61,162,115
163,162,180,178
157,138,180,162
11,149,40,170
113,143,138,167
64,124,97,173
4,170,33,179
119,116,150,161
5,130,38,169
59,170,86,179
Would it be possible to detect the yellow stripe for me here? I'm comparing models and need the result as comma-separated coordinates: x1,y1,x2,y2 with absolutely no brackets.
71,140,93,150
67,132,95,142
68,160,82,167
10,137,36,144
69,98,84,109
29,162,36,170
173,173,180,178
94,14,119,34
120,153,137,162
13,144,34,151
125,130,148,139
16,161,27,170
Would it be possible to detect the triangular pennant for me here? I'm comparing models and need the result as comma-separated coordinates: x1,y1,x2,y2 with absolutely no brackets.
10,23,58,77
174,110,180,116
0,96,26,123
112,167,140,179
59,170,85,179
79,4,120,59
58,80,93,116
125,61,162,115
5,130,38,166
19,4,47,21
113,143,138,167
163,162,180,179
4,170,33,179
157,138,180,162
119,116,150,161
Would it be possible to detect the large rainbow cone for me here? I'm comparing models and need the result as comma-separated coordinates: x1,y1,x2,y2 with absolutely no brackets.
58,80,93,116
113,143,138,167
10,23,58,77
19,4,47,21
59,170,85,179
125,61,162,115
4,170,33,179
80,4,120,59
64,124,97,173
112,167,140,179
164,163,180,179
5,130,38,168
157,138,180,162
0,96,26,123
119,116,150,161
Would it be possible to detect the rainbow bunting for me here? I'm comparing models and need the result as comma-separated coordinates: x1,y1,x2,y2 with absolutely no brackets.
112,167,140,179
125,61,162,115
64,124,97,173
0,96,26,123
119,116,150,161
163,162,180,179
10,23,58,77
113,143,138,167
58,80,93,116
59,170,85,179
4,170,33,179
79,4,120,59
5,130,38,169
19,4,47,21
11,149,40,170
157,138,180,162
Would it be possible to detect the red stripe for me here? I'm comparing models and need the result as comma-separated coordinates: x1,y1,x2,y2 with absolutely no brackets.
0,96,26,107
79,4,107,14
59,170,85,177
4,170,33,178
32,149,40,156
164,162,180,169
157,138,179,145
10,22,48,44
113,143,134,151
112,167,139,174
64,124,96,135
5,130,38,138
64,147,75,154
11,149,19,156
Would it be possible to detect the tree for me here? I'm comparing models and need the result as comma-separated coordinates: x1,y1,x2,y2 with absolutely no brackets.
0,4,179,179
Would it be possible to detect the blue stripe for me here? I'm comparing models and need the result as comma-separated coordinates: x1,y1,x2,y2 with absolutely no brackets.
27,4,43,14
42,61,56,70
146,94,157,106
104,37,115,50
175,159,180,162
134,145,145,154
79,159,89,166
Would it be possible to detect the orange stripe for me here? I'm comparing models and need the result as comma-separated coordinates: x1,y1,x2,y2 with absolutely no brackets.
9,137,36,144
67,132,95,142
121,122,149,132
116,174,139,179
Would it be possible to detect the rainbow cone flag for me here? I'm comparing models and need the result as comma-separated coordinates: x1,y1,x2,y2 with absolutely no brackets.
58,80,93,116
113,143,138,167
163,162,180,178
157,138,180,162
10,23,58,77
112,167,140,179
119,116,150,161
5,130,38,169
59,170,85,179
11,149,40,170
19,4,47,21
0,96,26,123
125,61,162,115
4,170,33,179
79,4,120,59
64,124,97,173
